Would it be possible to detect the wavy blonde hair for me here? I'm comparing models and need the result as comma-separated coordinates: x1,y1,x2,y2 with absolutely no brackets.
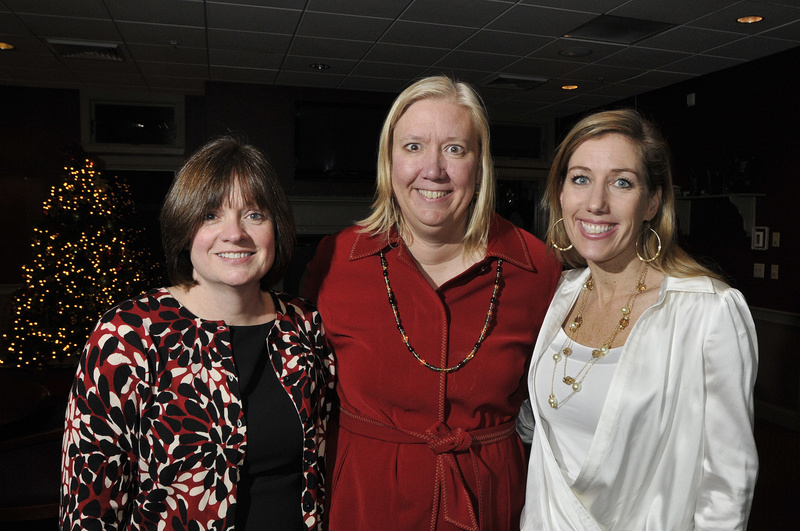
358,76,495,256
544,108,721,280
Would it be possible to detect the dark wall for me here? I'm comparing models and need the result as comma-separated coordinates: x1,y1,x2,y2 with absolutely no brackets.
188,82,396,198
2,46,799,314
555,46,800,314
0,82,394,286
0,86,81,284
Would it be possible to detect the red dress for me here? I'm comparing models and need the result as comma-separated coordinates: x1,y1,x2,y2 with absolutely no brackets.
303,215,560,531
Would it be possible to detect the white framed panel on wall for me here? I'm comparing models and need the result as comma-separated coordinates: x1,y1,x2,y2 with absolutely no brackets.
80,90,186,157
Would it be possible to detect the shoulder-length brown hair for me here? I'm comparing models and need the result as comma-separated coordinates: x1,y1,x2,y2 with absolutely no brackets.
161,135,296,289
358,76,495,256
544,108,721,280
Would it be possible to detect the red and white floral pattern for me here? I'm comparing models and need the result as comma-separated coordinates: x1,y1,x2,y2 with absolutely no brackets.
60,288,335,530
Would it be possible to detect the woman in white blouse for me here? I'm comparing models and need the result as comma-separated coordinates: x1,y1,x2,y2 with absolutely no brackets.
519,109,758,530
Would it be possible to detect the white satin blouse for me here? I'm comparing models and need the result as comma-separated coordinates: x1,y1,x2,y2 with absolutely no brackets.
519,268,759,530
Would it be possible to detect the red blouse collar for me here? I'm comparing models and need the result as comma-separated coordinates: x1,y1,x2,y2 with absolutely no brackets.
347,213,539,272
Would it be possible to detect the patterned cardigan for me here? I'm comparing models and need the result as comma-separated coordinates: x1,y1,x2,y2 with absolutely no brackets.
60,288,335,530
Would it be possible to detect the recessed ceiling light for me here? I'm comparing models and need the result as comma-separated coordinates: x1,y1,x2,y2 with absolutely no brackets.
562,85,579,91
309,63,330,70
737,16,763,24
0,42,15,51
559,47,592,58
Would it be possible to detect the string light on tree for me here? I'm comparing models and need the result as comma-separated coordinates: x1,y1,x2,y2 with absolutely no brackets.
1,150,155,367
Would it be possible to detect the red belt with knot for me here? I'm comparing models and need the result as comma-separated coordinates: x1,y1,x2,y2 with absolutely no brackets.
338,407,517,531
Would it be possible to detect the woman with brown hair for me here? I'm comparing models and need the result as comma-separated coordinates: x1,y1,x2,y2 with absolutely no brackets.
60,136,334,530
519,109,758,530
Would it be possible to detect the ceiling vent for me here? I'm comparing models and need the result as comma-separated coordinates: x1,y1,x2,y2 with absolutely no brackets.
482,74,549,91
564,15,674,45
47,39,124,61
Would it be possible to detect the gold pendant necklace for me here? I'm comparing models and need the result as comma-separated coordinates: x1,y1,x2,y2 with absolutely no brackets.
548,263,649,409
379,250,503,373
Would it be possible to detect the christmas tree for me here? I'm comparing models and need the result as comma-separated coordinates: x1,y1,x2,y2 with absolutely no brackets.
2,150,156,367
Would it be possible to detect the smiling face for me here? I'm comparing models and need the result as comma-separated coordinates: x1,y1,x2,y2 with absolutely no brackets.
390,98,480,244
189,182,275,293
560,133,661,270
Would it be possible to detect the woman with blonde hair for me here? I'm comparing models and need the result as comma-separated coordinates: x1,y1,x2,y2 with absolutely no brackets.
519,109,758,530
303,76,561,530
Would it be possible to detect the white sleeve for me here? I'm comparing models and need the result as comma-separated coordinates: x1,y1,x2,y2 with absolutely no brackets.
694,288,759,530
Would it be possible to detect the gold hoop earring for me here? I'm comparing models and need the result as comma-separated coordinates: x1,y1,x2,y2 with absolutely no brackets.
636,224,662,263
550,218,573,252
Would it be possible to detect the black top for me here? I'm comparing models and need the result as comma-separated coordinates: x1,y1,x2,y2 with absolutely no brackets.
230,321,304,531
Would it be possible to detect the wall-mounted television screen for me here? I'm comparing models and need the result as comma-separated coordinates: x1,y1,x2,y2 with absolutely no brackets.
294,101,388,181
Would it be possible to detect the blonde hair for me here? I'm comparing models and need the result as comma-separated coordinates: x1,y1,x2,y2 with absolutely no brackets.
358,76,495,256
544,109,722,280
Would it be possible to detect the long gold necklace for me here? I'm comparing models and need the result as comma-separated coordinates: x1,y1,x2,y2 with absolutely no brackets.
548,263,649,409
379,250,503,373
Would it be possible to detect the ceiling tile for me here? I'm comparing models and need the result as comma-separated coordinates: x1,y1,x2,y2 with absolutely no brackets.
458,30,550,56
138,61,209,78
435,50,519,72
104,0,205,26
566,63,643,84
501,56,582,78
206,3,302,34
289,36,373,60
608,0,734,24
688,1,800,33
488,5,596,37
2,66,81,85
298,12,392,41
281,55,358,74
2,0,109,18
419,66,494,85
126,43,208,64
362,43,449,66
209,50,285,70
349,61,426,79
0,50,64,68
276,70,347,88
763,19,800,41
519,0,624,12
117,22,208,48
306,0,408,18
626,69,695,87
401,0,512,27
0,11,34,36
587,82,654,99
637,26,742,53
0,33,51,55
337,75,409,92
208,30,292,55
1,0,799,119
210,65,280,85
598,47,692,69
532,38,625,63
705,35,800,60
661,54,745,75
17,14,121,41
210,0,306,9
380,20,476,48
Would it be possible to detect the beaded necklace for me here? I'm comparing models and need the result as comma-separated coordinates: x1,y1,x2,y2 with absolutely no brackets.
379,250,503,373
548,263,649,409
